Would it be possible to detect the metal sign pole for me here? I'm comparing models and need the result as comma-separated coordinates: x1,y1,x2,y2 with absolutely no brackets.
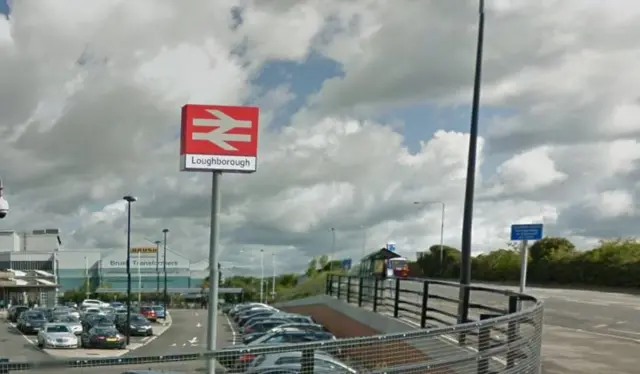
206,171,222,374
519,240,528,293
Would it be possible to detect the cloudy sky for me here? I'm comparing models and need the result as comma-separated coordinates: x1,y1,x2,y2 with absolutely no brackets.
0,0,639,275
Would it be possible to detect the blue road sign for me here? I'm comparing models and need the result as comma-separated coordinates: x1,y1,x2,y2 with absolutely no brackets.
510,224,543,241
387,243,396,252
341,259,352,271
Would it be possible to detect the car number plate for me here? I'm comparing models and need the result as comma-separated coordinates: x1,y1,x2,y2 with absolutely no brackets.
106,338,117,342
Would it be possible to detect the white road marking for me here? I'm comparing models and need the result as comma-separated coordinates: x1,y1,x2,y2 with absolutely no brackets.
616,321,627,325
171,343,177,347
196,322,201,328
9,323,37,346
195,313,199,317
188,337,198,344
224,313,236,345
608,328,640,336
546,324,640,343
593,324,608,328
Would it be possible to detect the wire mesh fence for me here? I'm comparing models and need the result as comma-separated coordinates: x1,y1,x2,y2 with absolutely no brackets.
327,274,544,373
1,305,542,374
1,275,542,374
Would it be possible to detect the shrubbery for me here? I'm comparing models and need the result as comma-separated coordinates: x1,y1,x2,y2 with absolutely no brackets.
413,237,640,288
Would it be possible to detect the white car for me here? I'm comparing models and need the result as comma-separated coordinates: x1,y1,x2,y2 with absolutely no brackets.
37,323,80,349
81,299,109,308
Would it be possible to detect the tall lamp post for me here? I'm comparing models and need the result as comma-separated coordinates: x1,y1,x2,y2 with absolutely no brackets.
162,229,169,315
123,195,137,345
329,228,336,272
259,249,264,303
458,0,486,326
271,252,276,300
154,240,161,301
413,201,446,274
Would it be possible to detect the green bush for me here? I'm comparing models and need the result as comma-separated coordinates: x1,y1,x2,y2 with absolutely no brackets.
414,237,640,288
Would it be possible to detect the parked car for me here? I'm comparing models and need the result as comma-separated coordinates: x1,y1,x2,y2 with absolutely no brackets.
232,305,275,321
238,310,279,327
8,305,29,322
151,305,166,319
139,306,157,322
247,351,356,373
229,303,271,318
53,315,83,335
17,311,48,334
241,319,291,336
221,328,336,371
242,323,328,344
81,299,109,308
268,312,315,324
80,326,126,349
115,314,153,336
36,323,81,349
82,313,115,331
245,364,343,373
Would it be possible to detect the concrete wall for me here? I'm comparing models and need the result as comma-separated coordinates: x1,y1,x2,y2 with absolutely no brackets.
0,231,20,252
23,233,60,252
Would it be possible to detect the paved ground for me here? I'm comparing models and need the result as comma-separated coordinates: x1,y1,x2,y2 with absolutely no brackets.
129,308,235,356
353,280,640,374
0,309,236,374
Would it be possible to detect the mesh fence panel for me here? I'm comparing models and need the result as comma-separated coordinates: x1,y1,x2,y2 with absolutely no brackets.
5,276,542,374
3,304,542,374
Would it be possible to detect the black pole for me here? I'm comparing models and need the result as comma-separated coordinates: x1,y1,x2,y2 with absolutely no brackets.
458,0,485,324
125,201,132,345
163,229,168,315
155,241,160,299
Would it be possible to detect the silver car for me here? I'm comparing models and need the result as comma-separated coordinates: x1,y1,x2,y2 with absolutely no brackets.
248,351,356,373
37,323,80,349
54,315,83,335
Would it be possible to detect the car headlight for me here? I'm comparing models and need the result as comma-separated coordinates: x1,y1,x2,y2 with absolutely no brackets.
25,323,31,326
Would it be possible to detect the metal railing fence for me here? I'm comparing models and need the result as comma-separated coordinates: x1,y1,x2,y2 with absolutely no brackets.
0,275,542,374
326,274,544,373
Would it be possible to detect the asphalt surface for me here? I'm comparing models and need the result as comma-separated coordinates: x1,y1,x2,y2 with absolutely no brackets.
354,280,640,374
1,309,235,374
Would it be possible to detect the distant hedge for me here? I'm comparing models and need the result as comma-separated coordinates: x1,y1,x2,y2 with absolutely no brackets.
413,237,640,288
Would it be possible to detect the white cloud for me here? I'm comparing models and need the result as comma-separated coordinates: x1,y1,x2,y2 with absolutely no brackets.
0,0,639,275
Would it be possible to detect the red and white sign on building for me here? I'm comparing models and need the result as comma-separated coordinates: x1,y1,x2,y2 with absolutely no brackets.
180,104,259,173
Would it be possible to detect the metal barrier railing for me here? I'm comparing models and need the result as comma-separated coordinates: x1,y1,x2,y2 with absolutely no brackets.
0,275,542,374
326,274,544,373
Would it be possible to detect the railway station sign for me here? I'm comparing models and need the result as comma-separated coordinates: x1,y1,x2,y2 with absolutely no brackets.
180,104,260,173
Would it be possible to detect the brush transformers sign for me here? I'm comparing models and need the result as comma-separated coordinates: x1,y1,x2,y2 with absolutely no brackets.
180,104,260,173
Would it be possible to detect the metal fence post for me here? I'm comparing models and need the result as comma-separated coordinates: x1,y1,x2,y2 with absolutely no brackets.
325,274,331,295
358,277,364,307
478,314,497,374
346,276,352,303
507,295,519,369
373,278,379,312
458,285,471,345
336,275,342,300
420,280,429,328
393,278,401,318
300,348,315,374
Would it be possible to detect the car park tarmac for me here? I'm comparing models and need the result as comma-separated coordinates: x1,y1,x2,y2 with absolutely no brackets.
2,308,173,359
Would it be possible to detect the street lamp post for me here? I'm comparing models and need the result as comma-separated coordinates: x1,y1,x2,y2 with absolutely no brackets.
271,252,276,300
162,229,169,315
329,228,336,272
154,240,161,301
458,0,486,326
413,201,446,274
123,195,137,346
260,249,265,303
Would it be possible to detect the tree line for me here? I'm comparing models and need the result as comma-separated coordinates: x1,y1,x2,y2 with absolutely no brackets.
412,237,640,288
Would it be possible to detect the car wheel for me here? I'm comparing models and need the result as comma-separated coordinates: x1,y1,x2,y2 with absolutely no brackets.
37,340,43,348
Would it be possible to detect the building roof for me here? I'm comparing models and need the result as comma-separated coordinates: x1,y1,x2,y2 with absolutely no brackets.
361,247,402,261
0,269,59,288
94,287,243,294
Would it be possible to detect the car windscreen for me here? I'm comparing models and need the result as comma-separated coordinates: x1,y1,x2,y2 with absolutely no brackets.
26,313,46,320
57,316,80,323
131,315,148,323
92,327,118,335
46,325,70,333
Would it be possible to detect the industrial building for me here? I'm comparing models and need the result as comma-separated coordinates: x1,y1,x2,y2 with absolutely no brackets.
0,229,209,306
